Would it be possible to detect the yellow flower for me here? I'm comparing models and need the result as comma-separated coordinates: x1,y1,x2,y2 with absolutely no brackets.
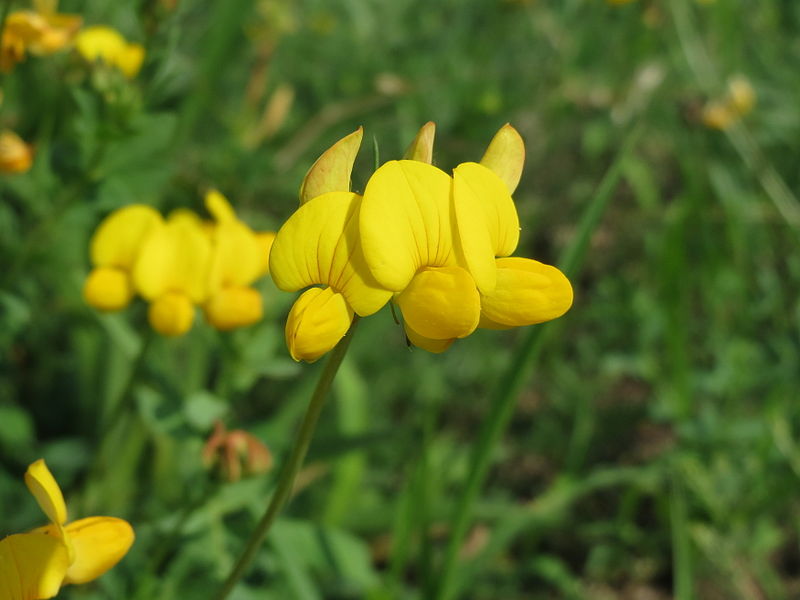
132,210,211,336
0,459,134,600
702,74,756,130
83,205,163,312
361,123,572,352
0,1,81,72
202,190,272,331
75,25,144,78
269,128,393,361
0,130,34,174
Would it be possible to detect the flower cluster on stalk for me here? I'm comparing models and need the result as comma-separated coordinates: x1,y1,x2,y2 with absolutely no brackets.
269,123,573,362
0,460,134,599
83,191,275,337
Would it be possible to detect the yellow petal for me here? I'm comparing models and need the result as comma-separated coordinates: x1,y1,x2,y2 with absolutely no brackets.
0,533,69,600
285,287,353,362
360,160,454,292
403,321,454,354
61,517,134,585
453,162,520,257
204,287,263,331
396,266,480,340
269,191,391,316
132,213,211,303
116,43,144,78
207,220,263,290
82,267,133,312
255,231,276,277
299,127,363,204
90,205,163,270
75,25,126,63
24,460,67,526
147,292,195,336
0,130,33,174
479,124,525,195
204,189,237,223
479,257,573,328
403,121,435,164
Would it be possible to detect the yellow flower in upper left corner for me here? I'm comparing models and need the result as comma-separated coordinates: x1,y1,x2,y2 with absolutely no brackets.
0,130,34,174
0,0,81,72
75,25,144,78
0,459,134,600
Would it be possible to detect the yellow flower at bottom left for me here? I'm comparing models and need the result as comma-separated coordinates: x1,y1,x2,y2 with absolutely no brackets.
0,459,134,599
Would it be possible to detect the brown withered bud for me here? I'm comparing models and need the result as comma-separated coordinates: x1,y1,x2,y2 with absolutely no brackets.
202,421,273,482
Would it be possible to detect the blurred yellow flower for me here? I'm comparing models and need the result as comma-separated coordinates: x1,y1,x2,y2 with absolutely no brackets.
702,75,756,130
0,459,134,600
0,0,81,72
75,25,144,78
269,128,393,361
83,204,163,312
0,130,34,174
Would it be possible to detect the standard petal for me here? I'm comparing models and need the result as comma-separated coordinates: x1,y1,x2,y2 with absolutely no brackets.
269,191,391,316
404,322,454,354
285,287,353,362
479,123,525,195
360,160,454,291
24,460,67,526
453,162,519,257
479,257,573,328
299,127,363,204
90,205,163,270
0,533,69,600
403,121,435,164
207,220,263,290
132,213,212,303
61,517,134,585
396,266,480,340
204,286,263,331
82,267,133,312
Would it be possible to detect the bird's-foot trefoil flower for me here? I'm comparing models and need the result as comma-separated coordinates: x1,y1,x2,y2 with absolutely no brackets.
0,130,34,174
269,127,392,361
0,459,134,600
0,0,81,72
75,25,144,78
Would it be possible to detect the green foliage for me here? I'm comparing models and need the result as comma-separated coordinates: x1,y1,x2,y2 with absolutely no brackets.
2,0,800,598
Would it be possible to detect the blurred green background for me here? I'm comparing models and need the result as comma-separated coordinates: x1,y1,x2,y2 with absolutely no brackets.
2,0,800,598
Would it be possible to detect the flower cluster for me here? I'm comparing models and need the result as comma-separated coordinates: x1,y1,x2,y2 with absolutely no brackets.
269,123,573,362
0,460,134,599
83,191,275,337
1,1,144,77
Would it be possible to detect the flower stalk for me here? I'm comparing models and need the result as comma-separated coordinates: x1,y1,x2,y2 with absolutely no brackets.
213,316,360,600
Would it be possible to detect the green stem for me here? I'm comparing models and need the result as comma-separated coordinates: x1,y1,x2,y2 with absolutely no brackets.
213,317,360,600
431,124,643,600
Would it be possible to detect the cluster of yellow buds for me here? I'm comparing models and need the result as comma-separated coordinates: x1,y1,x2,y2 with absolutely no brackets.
269,123,573,362
83,191,276,337
202,421,273,483
0,460,134,598
1,1,144,78
702,75,756,130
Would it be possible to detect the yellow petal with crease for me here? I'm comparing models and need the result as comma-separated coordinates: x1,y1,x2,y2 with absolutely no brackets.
479,257,573,328
285,287,353,362
299,127,363,204
404,322,454,354
360,160,454,291
61,517,134,584
90,205,163,270
269,191,391,316
403,121,435,164
132,214,212,303
0,533,69,600
480,123,525,194
396,266,480,340
453,162,519,257
24,460,66,526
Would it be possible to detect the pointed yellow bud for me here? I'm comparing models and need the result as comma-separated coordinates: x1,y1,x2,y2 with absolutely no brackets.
148,292,195,336
204,286,263,331
285,286,353,362
403,121,436,164
479,124,525,194
299,127,363,204
82,267,133,311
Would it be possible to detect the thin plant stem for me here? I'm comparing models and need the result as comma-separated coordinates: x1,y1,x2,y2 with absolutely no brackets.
431,124,644,600
213,317,360,600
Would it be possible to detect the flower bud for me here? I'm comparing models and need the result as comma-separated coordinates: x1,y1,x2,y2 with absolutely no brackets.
202,421,273,483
